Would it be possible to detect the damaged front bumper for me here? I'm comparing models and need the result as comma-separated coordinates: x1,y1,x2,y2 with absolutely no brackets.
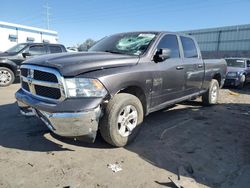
16,89,102,142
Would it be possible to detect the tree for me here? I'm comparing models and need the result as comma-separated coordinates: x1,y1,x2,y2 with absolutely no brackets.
78,38,96,51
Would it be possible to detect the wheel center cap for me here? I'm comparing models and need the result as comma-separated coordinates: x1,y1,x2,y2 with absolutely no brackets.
0,74,8,81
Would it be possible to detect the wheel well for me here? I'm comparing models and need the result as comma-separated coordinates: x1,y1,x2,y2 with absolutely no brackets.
0,63,16,75
213,73,221,86
118,86,147,115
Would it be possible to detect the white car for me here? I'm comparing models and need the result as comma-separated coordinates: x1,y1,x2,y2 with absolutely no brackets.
66,47,78,52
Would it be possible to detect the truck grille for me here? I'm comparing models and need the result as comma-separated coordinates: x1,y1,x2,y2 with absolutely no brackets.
21,81,30,92
20,65,65,102
34,85,61,99
34,70,58,83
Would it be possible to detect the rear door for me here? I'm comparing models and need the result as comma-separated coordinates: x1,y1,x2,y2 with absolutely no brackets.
180,36,204,94
151,34,185,107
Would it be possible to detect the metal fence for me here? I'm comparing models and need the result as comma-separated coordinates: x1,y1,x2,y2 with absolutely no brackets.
182,24,250,59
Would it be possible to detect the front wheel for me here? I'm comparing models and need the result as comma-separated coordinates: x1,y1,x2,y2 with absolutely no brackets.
0,67,15,87
202,79,219,106
100,93,144,147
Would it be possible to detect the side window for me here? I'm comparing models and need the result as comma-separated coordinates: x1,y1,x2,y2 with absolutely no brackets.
180,36,198,58
29,45,46,56
49,46,62,53
247,60,250,67
157,35,180,58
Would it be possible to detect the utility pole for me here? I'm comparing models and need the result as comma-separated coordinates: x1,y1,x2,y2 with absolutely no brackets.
44,2,51,29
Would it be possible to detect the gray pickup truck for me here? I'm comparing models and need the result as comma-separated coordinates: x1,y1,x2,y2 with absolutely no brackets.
15,31,227,147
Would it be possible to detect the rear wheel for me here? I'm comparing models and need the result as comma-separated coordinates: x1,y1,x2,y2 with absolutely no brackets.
0,67,15,87
100,93,144,147
202,79,219,106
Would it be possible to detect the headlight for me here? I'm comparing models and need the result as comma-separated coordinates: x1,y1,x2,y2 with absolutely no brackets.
65,78,107,97
227,72,237,77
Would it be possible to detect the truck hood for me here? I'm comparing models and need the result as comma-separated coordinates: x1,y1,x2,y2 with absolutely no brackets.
23,52,139,76
227,66,245,73
0,52,17,59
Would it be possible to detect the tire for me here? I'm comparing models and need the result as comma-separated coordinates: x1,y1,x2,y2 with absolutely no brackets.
100,93,144,147
202,79,219,106
0,67,15,87
238,75,246,89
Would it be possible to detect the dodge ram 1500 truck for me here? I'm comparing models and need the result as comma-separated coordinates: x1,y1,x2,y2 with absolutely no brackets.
15,31,227,147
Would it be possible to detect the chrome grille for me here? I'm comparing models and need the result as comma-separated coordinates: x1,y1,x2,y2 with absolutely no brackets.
20,65,66,102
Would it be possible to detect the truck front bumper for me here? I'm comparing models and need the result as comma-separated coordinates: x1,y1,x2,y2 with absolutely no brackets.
15,89,102,142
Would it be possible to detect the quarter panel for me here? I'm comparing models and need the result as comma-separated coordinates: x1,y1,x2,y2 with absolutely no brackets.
203,59,227,88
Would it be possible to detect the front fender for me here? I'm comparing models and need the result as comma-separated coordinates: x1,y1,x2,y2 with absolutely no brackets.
77,64,154,109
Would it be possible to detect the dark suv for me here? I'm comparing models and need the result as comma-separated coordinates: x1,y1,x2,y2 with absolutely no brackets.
224,58,250,88
0,43,67,86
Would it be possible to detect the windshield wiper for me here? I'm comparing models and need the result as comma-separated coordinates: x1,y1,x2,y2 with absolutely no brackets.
104,50,124,55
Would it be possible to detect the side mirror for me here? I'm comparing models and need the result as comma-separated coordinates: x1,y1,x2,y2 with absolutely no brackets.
154,48,171,63
22,52,31,58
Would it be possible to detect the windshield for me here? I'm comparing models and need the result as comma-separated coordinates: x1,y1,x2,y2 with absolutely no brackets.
5,44,27,53
89,32,157,56
226,59,245,68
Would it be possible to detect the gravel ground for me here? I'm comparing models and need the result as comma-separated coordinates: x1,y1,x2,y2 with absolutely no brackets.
0,84,249,188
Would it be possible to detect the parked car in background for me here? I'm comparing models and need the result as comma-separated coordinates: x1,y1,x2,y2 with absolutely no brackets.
0,43,67,86
66,47,78,52
224,58,250,88
16,31,227,147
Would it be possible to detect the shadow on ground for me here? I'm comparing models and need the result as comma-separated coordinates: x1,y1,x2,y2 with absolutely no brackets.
0,88,250,187
223,83,250,95
128,101,250,187
0,102,74,152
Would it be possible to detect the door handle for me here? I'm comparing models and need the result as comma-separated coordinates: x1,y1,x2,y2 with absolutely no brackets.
197,64,203,68
176,66,184,70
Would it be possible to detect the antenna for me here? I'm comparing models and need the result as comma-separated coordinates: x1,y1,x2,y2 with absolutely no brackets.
43,2,51,29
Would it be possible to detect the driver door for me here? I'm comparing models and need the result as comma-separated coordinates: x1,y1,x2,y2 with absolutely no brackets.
151,34,185,107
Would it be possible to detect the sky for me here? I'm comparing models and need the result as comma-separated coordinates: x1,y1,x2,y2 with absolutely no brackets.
0,0,250,47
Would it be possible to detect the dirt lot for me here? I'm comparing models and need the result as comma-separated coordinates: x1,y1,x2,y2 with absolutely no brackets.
0,84,249,188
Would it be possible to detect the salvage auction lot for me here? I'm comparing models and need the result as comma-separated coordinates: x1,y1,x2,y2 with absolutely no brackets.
0,84,249,188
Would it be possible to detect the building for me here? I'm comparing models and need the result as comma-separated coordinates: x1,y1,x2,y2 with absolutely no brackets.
182,24,250,59
0,21,58,52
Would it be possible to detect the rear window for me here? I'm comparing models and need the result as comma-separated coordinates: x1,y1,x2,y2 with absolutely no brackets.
49,46,62,53
180,36,198,58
